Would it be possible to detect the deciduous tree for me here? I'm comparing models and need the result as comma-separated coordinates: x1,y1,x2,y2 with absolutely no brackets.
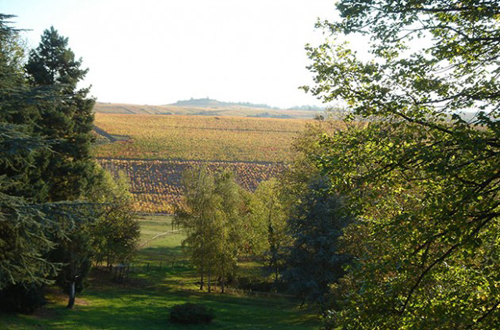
175,167,246,293
304,1,499,328
175,166,219,291
249,178,288,283
89,169,140,268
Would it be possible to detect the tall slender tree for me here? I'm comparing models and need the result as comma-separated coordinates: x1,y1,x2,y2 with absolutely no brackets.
249,179,288,283
175,167,246,293
212,170,245,293
175,166,218,291
283,176,352,307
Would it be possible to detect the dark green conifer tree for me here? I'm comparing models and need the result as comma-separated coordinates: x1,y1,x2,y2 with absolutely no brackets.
0,15,60,313
26,26,96,202
25,27,99,308
283,176,352,307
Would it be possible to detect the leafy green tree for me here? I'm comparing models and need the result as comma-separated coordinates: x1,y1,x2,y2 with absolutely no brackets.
175,167,246,293
279,121,342,209
175,166,219,291
283,176,352,307
212,170,246,293
248,178,288,282
304,1,499,328
89,169,140,268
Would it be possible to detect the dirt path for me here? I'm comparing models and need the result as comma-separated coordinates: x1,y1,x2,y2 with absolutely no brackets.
93,125,117,142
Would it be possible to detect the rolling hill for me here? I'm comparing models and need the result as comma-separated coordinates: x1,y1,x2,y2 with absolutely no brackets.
93,98,323,119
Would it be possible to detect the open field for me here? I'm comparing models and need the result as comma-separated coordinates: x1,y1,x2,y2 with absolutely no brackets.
0,215,320,330
97,158,286,213
93,113,310,163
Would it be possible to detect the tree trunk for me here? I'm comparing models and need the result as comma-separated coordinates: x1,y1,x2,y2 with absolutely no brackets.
208,268,211,293
106,244,112,271
221,262,225,294
200,269,204,290
274,263,279,283
67,281,75,309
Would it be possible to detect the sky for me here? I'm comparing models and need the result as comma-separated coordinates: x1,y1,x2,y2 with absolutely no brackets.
1,0,341,108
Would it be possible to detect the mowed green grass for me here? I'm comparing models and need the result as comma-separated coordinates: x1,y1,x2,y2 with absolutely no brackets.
0,215,320,329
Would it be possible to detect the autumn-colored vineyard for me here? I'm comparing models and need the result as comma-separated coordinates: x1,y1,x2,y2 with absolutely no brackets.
92,113,316,213
97,158,286,213
93,113,310,162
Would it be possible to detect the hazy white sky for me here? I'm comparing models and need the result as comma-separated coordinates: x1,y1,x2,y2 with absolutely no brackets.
1,0,340,108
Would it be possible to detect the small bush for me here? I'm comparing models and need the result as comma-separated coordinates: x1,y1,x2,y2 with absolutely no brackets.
235,276,288,293
0,284,46,314
170,303,215,324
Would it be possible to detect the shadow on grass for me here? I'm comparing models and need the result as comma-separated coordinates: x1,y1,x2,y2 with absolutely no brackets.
64,265,318,330
44,286,319,330
1,265,319,330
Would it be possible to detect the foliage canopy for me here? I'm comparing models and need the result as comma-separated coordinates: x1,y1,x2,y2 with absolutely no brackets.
304,1,499,329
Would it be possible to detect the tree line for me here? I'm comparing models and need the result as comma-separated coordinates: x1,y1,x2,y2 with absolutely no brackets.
0,15,140,312
174,152,354,304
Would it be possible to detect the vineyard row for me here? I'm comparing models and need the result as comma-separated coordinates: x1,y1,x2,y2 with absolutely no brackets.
97,158,286,213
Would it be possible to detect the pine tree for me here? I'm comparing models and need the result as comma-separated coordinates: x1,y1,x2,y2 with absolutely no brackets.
283,176,352,307
25,26,96,202
24,27,99,309
0,16,66,313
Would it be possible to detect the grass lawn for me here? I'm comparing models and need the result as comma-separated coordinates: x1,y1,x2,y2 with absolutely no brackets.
0,215,321,329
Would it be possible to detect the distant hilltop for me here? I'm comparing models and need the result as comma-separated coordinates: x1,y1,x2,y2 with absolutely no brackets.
169,97,279,110
169,97,325,111
94,98,326,119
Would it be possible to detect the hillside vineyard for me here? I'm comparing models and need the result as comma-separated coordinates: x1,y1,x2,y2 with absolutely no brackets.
92,114,309,212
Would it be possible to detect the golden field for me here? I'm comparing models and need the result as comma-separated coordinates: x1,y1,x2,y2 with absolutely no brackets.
93,113,310,162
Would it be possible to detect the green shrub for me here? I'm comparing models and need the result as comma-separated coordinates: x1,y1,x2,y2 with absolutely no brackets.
170,303,215,324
